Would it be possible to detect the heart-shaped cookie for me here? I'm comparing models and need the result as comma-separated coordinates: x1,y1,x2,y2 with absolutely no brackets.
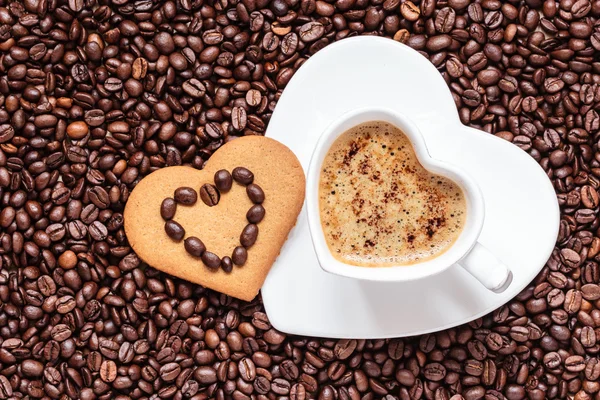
124,136,305,301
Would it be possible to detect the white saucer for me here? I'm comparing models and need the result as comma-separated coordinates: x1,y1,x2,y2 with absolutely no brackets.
261,37,560,339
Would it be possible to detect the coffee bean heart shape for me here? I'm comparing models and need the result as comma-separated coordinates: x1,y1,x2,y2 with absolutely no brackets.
124,136,305,301
160,167,266,273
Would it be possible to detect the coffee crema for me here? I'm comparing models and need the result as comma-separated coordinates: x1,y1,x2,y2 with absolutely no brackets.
319,121,467,267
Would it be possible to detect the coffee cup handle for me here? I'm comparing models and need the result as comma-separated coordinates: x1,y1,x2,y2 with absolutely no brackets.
457,242,512,293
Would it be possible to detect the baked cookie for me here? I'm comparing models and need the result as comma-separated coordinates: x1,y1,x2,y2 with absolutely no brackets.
124,136,305,301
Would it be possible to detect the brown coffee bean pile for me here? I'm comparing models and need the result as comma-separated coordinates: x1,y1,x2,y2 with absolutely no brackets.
1,0,600,398
160,169,263,272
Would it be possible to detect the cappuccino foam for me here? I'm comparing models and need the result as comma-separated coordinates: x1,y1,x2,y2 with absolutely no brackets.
319,121,467,267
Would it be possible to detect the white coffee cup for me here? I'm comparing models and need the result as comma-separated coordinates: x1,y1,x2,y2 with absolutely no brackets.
306,107,512,293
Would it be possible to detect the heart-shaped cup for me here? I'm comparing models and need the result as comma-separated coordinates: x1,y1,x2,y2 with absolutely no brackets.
306,108,512,293
124,136,305,301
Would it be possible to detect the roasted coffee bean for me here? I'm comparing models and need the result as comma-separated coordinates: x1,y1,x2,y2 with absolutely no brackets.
51,324,72,342
334,340,357,360
182,79,206,97
159,363,181,382
581,186,600,209
0,124,15,143
84,110,105,126
161,198,177,220
247,205,266,223
165,221,185,241
205,122,224,139
233,167,254,185
299,22,325,42
423,363,446,381
89,221,108,241
240,224,259,248
435,7,455,33
231,107,248,131
246,184,265,204
565,289,583,314
174,187,198,205
66,121,89,139
565,355,586,372
200,184,220,206
221,256,233,273
232,246,248,266
215,170,233,192
581,284,600,300
201,251,221,270
67,220,87,240
100,360,117,382
184,237,206,257
400,1,420,21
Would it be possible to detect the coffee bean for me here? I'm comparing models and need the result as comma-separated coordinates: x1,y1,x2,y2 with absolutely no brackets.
20,359,43,378
161,198,177,220
586,358,600,380
67,220,87,240
0,124,15,143
202,251,221,270
184,237,206,257
240,224,259,248
232,246,248,266
51,324,72,342
334,339,357,360
565,289,583,314
232,167,254,185
566,355,586,372
246,204,266,224
66,121,89,139
132,57,148,79
159,362,181,382
299,22,325,42
272,378,291,395
165,220,185,241
580,326,596,348
221,256,233,272
232,107,248,131
423,363,446,381
100,360,117,382
89,221,108,241
435,8,455,33
205,122,224,139
0,375,12,398
104,77,123,92
581,186,599,209
182,79,206,97
548,288,565,307
427,35,452,52
200,184,220,206
581,284,600,300
83,109,105,126
400,1,420,21
246,184,265,204
174,187,198,205
194,366,217,384
509,326,529,342
214,170,233,192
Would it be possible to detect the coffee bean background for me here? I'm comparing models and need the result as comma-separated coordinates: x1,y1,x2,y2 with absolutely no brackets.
1,0,600,398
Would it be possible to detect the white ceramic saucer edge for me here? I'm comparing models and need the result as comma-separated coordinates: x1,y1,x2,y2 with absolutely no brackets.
261,36,560,339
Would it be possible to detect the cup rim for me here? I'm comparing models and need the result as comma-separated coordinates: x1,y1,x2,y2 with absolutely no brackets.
306,107,485,282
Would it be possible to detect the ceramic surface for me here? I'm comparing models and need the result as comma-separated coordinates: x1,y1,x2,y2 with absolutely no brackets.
261,36,560,339
305,107,487,283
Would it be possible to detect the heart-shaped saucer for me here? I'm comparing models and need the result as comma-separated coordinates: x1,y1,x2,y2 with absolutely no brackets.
262,36,559,338
124,136,305,301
